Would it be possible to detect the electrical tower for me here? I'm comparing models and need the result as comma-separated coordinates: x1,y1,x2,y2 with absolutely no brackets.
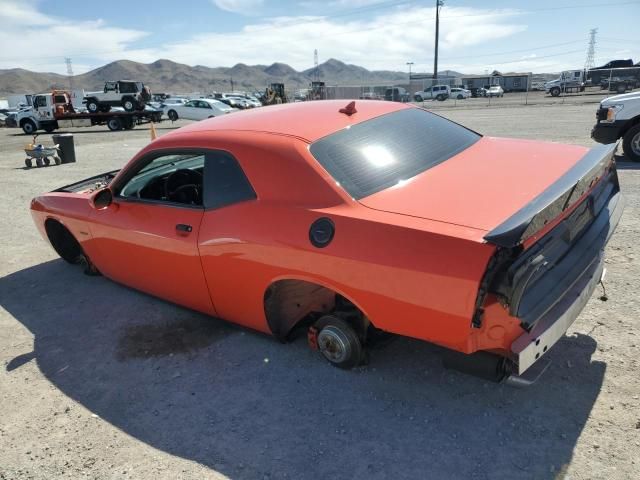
584,28,597,70
313,49,320,82
65,57,74,91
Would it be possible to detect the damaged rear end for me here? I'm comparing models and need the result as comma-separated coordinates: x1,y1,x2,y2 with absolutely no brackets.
478,143,623,380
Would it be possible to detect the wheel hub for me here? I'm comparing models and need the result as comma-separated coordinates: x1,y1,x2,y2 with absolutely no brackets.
632,131,640,156
318,327,349,363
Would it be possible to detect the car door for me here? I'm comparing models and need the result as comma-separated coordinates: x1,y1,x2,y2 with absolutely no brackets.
181,100,199,120
88,151,216,316
198,101,215,118
33,95,53,123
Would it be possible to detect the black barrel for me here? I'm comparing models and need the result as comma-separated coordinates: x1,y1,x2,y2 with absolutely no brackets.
51,133,76,163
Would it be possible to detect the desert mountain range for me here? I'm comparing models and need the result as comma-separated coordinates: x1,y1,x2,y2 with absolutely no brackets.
0,58,419,94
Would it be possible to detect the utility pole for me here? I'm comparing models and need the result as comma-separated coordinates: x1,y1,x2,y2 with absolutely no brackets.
406,61,414,82
432,0,444,81
65,57,74,91
230,76,234,92
584,28,597,71
313,49,320,82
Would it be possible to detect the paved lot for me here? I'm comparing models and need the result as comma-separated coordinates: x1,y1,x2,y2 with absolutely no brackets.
1,103,639,480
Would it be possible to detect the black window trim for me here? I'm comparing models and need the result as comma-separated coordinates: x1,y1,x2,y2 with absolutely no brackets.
112,147,257,211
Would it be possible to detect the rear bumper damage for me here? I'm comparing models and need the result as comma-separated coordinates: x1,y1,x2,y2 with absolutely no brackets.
475,143,624,381
512,258,605,375
511,190,623,375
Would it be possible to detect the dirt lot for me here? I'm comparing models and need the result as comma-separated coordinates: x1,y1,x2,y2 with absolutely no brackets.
1,102,639,480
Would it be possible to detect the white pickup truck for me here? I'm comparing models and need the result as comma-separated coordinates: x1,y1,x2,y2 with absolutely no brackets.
591,91,640,161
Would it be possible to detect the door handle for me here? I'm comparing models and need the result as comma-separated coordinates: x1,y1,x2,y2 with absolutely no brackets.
176,224,193,233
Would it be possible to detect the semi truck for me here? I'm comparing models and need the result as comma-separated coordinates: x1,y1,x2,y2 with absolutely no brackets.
15,90,162,134
545,61,640,96
544,70,586,96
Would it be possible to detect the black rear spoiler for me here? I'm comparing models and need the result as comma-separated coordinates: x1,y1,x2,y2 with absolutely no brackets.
484,143,619,248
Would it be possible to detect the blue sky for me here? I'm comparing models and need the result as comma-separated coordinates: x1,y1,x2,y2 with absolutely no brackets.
1,0,638,75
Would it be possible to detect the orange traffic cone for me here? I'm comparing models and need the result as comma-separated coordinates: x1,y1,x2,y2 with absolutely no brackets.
150,122,157,141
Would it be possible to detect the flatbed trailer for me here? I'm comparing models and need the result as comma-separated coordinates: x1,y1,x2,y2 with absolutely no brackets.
52,110,163,132
16,90,163,134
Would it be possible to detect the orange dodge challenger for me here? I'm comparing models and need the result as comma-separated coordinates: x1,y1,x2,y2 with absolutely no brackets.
30,100,623,384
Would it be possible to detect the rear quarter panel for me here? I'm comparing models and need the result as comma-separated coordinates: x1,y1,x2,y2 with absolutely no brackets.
200,201,498,352
187,130,502,352
196,150,499,355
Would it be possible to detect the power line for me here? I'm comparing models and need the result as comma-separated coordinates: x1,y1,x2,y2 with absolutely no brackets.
441,0,640,17
444,39,585,60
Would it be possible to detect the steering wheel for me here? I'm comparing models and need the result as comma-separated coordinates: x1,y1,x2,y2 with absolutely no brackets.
171,184,201,204
165,169,202,204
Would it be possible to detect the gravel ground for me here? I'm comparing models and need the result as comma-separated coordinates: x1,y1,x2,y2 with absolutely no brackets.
0,102,639,480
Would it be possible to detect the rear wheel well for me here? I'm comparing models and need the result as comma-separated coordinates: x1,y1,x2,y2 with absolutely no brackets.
44,219,82,263
263,279,369,341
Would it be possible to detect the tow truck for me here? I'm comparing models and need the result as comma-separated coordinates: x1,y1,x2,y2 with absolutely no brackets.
16,90,162,134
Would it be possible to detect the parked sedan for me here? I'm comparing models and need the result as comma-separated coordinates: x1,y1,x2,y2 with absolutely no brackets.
487,85,505,97
165,99,234,121
450,87,471,99
227,96,256,109
161,98,188,107
232,94,262,108
30,100,622,384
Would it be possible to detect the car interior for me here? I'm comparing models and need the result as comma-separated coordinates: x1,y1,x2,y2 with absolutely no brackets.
119,155,204,206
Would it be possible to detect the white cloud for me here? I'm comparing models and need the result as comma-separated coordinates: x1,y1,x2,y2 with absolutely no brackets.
0,0,53,26
154,7,526,72
0,1,534,74
0,0,152,73
211,0,265,14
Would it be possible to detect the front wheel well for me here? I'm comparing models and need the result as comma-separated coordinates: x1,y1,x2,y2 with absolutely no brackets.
44,219,83,263
621,116,640,137
263,279,369,341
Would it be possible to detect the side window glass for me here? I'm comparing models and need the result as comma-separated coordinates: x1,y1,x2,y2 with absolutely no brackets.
185,101,195,107
204,152,256,209
119,153,205,206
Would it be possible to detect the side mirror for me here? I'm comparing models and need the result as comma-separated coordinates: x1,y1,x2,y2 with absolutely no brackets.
91,187,113,210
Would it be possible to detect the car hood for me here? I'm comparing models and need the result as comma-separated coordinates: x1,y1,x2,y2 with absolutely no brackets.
357,137,587,232
601,91,640,105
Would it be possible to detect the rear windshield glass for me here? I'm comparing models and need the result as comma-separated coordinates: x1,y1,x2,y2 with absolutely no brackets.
309,108,480,200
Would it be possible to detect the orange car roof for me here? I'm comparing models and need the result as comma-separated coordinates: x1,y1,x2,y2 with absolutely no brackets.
165,99,410,143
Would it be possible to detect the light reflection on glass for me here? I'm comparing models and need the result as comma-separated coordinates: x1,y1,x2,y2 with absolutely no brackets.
361,145,395,168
